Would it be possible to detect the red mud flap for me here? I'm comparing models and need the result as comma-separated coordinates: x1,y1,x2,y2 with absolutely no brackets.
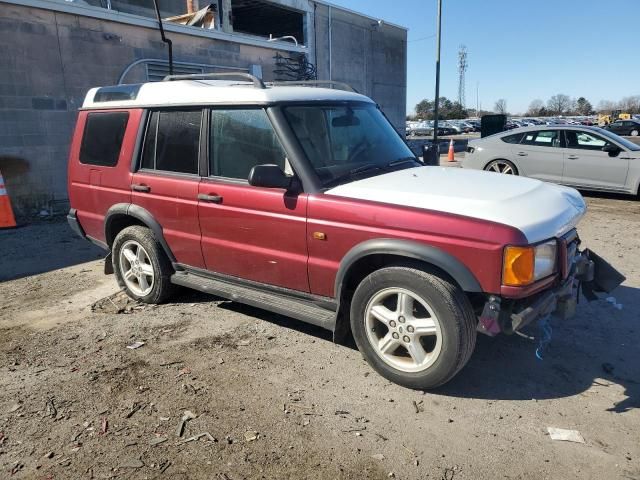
580,249,626,301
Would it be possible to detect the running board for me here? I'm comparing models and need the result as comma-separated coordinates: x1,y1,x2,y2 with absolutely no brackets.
171,271,336,331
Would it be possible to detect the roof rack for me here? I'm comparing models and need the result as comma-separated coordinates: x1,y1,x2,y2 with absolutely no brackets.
163,72,266,89
269,80,358,93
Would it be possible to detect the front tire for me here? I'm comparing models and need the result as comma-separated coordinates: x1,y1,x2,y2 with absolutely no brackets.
350,266,476,389
112,226,175,304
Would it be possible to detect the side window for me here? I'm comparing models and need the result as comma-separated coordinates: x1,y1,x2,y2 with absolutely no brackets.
140,110,201,174
521,130,560,148
80,112,129,166
501,132,524,144
565,130,608,151
210,109,287,180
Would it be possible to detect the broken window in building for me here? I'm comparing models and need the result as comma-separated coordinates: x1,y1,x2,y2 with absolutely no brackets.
230,0,305,46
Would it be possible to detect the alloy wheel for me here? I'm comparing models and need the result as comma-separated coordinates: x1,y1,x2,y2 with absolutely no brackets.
486,160,516,174
364,288,443,373
119,240,155,296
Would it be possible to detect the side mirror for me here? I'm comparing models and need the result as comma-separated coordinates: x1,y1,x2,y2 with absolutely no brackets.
602,144,621,156
248,164,292,189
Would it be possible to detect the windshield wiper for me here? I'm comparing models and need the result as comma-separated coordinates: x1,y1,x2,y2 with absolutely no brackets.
323,163,381,189
387,157,419,168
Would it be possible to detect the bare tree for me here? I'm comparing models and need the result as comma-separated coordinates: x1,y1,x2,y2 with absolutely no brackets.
527,99,544,116
597,100,617,113
494,99,508,115
547,94,571,115
619,95,640,114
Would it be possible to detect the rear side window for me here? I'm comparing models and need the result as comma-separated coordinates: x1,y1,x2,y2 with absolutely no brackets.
521,130,560,148
79,112,129,166
501,132,524,144
140,110,201,175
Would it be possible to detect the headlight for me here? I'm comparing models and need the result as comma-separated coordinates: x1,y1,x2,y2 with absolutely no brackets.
503,240,557,286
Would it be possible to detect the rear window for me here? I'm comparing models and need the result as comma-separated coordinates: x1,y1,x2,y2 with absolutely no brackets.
501,132,524,144
79,112,129,166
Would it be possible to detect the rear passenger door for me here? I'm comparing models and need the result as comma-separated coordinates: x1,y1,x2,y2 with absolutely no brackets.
197,108,309,292
515,130,564,183
131,109,206,269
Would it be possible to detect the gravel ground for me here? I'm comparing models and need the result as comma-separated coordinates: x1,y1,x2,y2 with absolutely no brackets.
0,194,638,480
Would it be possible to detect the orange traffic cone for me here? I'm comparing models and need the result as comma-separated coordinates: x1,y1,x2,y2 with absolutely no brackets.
0,169,17,229
447,138,455,162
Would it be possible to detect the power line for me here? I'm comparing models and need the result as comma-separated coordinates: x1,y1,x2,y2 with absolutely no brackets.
408,34,436,42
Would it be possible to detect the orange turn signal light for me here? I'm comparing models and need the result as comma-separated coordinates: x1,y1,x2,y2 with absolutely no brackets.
503,246,535,286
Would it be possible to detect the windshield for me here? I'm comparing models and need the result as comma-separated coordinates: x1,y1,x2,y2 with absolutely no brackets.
283,103,420,188
596,127,640,151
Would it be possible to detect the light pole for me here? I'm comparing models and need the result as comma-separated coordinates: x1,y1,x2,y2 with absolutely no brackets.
432,0,443,151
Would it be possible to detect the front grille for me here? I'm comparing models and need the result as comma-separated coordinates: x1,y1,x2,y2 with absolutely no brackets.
561,229,579,279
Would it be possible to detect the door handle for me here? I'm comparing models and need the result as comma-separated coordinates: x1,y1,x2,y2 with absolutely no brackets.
567,155,579,160
131,184,150,192
198,193,223,204
517,152,528,156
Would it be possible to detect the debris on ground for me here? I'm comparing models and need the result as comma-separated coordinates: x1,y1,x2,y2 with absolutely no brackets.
46,398,57,418
547,427,585,444
182,432,216,444
92,291,145,314
126,341,146,350
244,430,259,442
606,297,624,310
176,410,197,437
119,458,144,469
100,417,108,435
149,436,168,446
7,403,21,413
371,453,385,461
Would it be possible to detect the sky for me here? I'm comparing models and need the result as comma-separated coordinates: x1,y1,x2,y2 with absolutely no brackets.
330,0,640,115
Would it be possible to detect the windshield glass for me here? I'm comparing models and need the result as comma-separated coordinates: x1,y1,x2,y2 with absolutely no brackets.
283,103,420,188
595,127,640,151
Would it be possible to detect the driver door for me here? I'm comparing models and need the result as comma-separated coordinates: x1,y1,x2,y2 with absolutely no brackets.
562,130,629,190
197,108,310,292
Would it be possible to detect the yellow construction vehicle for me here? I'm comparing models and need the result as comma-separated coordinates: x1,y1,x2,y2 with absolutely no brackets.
599,110,631,126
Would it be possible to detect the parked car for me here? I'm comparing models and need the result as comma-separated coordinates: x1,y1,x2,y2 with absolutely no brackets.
604,119,640,137
67,75,620,390
407,121,432,137
463,125,640,195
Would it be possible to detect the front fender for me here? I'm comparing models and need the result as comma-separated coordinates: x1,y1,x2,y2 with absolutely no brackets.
335,238,483,297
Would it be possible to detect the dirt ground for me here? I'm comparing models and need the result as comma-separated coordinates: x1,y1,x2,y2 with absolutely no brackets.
0,194,638,480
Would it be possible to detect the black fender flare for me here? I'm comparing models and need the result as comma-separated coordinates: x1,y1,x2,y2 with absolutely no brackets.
104,203,177,263
334,238,483,297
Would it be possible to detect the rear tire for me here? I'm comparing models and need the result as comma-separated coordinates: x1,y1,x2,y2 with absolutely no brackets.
350,266,476,390
112,226,175,304
484,159,518,175
630,129,639,137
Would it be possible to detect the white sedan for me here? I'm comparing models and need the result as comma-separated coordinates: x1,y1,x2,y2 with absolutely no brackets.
462,126,640,196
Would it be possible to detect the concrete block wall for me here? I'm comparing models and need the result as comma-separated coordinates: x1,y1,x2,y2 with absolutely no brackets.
0,0,407,218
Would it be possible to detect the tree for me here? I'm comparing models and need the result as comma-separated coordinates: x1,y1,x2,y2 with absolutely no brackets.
575,97,593,116
619,95,640,114
547,94,571,115
414,97,468,120
527,99,545,116
494,99,507,115
597,100,617,113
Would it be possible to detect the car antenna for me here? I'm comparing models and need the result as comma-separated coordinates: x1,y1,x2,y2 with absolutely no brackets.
151,0,173,76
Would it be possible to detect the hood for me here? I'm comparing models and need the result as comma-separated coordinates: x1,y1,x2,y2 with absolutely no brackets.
325,167,586,243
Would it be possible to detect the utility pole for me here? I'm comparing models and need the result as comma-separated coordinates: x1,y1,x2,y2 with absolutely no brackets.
432,0,443,151
476,82,479,118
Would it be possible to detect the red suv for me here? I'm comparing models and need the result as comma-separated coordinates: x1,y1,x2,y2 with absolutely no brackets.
67,74,621,389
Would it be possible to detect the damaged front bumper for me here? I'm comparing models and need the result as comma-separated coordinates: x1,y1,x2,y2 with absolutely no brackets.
478,247,625,336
